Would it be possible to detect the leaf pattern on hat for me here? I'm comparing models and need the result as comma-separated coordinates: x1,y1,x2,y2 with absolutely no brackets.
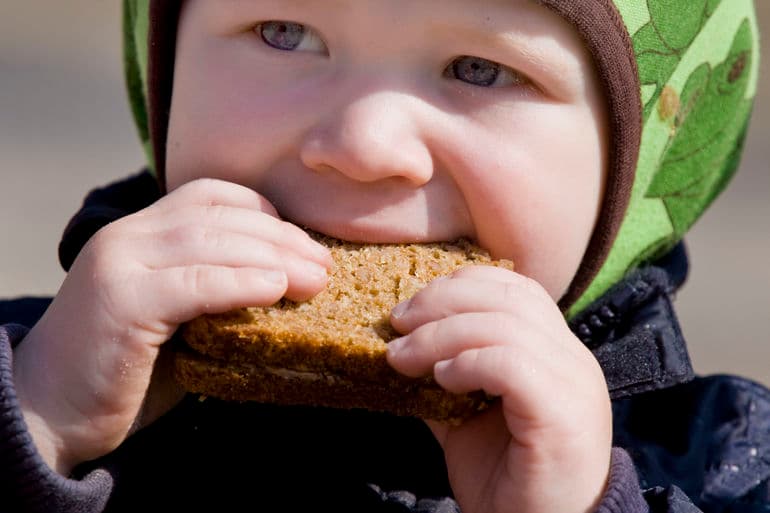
645,20,753,238
566,0,759,317
633,0,722,121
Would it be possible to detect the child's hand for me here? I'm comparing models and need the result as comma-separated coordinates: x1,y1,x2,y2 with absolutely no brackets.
13,178,332,475
387,266,612,513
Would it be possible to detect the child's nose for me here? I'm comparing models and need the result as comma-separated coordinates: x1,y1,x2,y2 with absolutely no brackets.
299,91,433,186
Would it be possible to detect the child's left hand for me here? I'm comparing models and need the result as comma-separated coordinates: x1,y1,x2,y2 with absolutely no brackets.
387,266,612,513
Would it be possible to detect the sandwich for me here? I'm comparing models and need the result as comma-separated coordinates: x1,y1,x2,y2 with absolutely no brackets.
173,231,513,424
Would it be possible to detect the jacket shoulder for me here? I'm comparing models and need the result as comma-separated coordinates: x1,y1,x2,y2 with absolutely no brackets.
614,374,770,509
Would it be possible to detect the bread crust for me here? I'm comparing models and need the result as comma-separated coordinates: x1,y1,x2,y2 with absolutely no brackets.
174,232,513,423
174,350,494,424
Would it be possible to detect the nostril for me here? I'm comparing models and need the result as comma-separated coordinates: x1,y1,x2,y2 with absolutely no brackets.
298,137,326,171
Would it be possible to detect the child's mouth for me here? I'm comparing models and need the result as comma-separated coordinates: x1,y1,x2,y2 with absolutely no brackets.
259,171,475,245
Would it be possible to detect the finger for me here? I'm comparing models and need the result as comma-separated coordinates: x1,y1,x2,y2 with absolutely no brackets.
424,419,450,447
387,312,545,378
424,407,507,451
432,346,549,397
391,274,557,335
131,178,332,269
140,265,290,332
130,347,188,433
451,265,552,301
151,205,332,268
141,226,329,296
433,346,610,436
450,264,516,282
117,215,328,302
151,178,279,217
431,346,564,432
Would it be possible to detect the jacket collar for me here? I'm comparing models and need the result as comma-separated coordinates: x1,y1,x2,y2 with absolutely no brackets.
570,242,694,398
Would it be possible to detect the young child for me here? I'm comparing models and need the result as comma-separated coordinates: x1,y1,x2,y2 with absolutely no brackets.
1,0,763,511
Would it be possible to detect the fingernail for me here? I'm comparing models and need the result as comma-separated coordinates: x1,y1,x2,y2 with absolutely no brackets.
387,337,406,355
434,360,451,374
391,300,410,319
305,262,328,279
309,242,331,262
264,270,287,284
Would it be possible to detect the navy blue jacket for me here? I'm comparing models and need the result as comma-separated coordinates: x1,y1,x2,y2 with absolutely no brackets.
2,172,770,512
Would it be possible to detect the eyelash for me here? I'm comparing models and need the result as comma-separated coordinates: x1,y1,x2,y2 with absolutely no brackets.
443,56,528,88
254,21,530,89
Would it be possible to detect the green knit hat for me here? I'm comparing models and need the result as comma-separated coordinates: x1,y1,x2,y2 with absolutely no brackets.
122,0,760,317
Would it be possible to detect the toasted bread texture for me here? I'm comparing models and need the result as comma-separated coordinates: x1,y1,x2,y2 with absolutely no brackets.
174,232,513,424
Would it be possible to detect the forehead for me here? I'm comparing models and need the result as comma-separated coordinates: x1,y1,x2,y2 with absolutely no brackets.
211,0,571,32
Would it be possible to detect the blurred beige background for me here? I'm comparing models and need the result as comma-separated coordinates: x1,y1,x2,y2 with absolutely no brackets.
1,3,769,383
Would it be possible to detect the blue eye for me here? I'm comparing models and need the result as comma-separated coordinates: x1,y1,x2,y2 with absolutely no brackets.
447,56,526,88
257,21,326,53
260,21,305,50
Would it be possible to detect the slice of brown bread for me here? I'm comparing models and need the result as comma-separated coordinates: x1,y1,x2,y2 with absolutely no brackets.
174,231,513,424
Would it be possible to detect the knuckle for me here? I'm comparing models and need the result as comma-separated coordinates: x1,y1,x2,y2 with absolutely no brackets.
290,221,313,241
487,310,517,335
187,177,226,197
90,219,123,249
520,274,550,300
182,266,211,297
493,348,525,393
201,226,227,250
165,224,207,248
420,321,445,359
501,281,520,305
84,229,126,279
277,219,297,240
203,203,229,225
494,345,520,372
502,272,550,303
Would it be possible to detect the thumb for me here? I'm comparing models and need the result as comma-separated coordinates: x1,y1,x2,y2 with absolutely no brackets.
425,419,450,448
129,345,187,434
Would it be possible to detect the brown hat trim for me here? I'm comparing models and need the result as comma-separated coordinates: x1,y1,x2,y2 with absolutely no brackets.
147,0,182,193
146,0,641,311
537,0,641,310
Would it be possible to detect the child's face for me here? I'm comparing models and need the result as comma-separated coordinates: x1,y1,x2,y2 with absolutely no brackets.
167,0,608,300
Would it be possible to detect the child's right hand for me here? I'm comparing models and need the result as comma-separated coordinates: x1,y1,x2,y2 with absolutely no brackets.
12,178,332,476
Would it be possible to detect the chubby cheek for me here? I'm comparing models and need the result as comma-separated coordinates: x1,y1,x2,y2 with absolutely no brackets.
169,116,258,193
166,86,284,191
445,105,604,300
166,37,323,191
